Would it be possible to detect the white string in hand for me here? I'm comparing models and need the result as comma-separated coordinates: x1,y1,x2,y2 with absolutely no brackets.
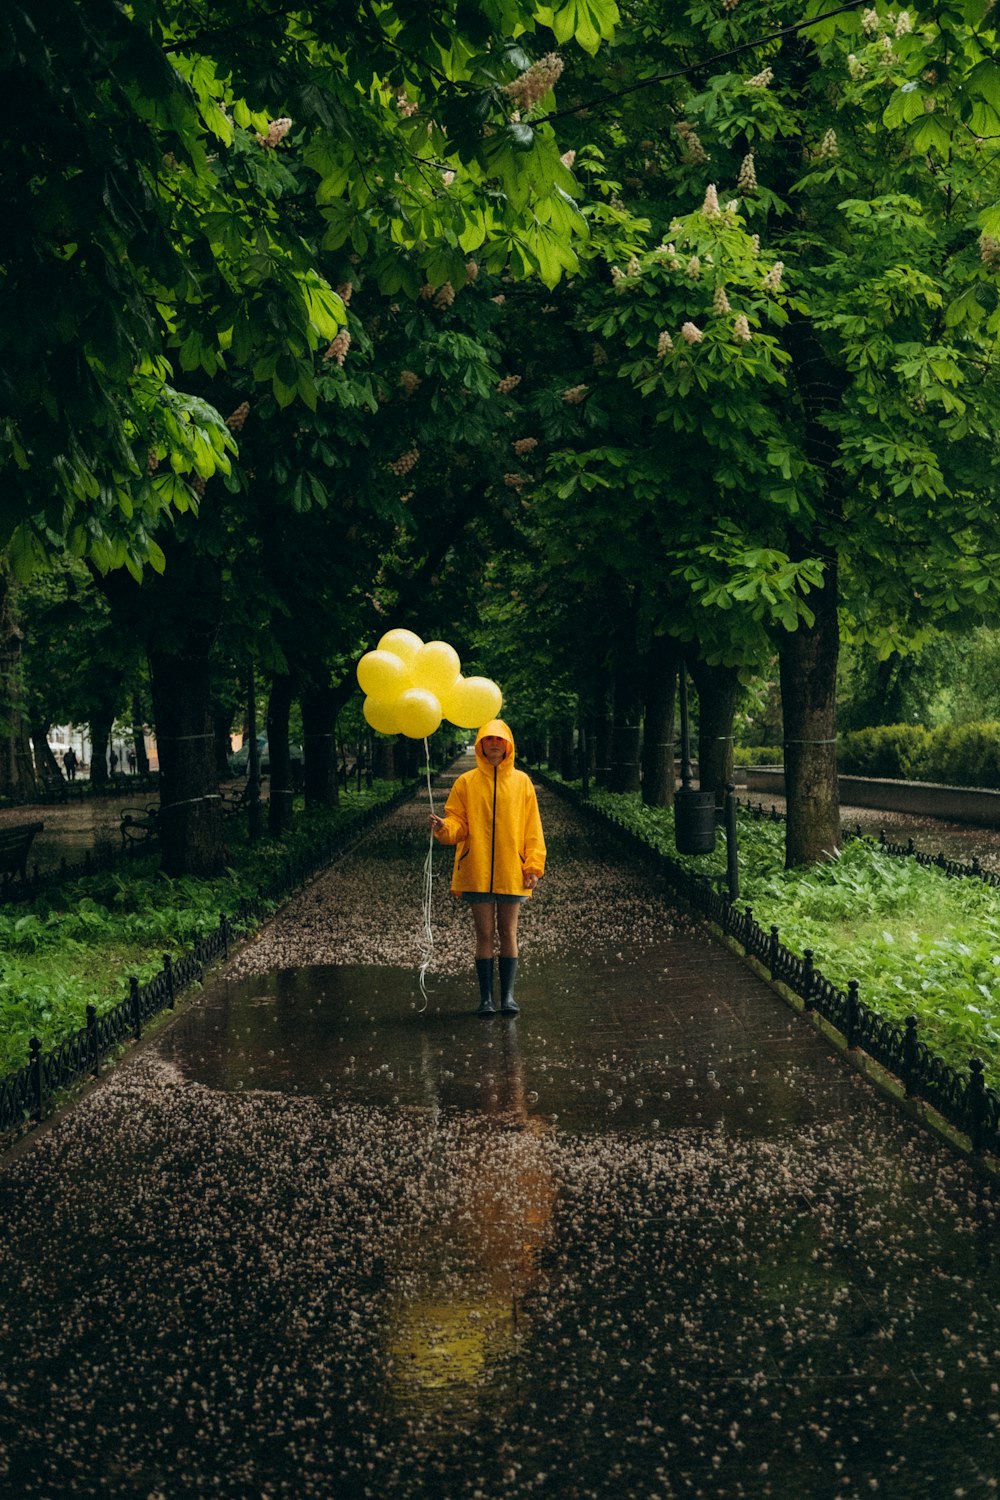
418,735,435,1012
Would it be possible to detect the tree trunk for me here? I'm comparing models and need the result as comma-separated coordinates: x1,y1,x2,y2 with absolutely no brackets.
132,693,151,777
0,717,36,802
557,719,576,781
371,736,398,781
266,673,294,836
90,517,226,871
0,569,37,801
30,723,63,782
691,659,740,810
779,561,841,867
610,619,643,793
302,685,343,808
592,659,613,789
149,640,228,877
641,634,678,807
778,307,848,867
89,715,113,790
213,703,233,780
401,737,421,780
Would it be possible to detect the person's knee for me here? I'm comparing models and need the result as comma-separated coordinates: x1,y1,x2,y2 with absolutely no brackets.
498,911,520,953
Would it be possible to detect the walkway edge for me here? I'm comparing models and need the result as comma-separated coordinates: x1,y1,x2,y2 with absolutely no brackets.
0,775,437,1158
535,768,1000,1181
715,929,999,1181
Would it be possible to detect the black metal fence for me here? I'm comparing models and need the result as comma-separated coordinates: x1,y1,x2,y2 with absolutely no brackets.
0,781,419,1141
541,775,1000,1161
12,841,143,899
741,796,1000,891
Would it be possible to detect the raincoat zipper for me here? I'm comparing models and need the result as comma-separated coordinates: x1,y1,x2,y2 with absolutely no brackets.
489,765,497,892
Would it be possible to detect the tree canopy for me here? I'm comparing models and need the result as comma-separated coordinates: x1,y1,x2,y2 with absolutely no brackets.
8,0,1000,874
1,0,617,577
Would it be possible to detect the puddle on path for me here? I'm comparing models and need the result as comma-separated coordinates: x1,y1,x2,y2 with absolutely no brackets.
155,946,859,1138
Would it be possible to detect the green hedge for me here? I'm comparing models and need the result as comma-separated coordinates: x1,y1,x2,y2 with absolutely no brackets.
733,745,783,766
838,721,1000,789
836,723,932,780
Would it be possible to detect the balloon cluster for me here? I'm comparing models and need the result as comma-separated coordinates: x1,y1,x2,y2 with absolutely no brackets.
357,628,503,739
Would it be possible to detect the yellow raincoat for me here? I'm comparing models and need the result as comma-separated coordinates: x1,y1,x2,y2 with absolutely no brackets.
433,720,546,896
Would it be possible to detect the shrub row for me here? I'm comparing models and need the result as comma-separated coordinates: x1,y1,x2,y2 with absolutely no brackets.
733,745,783,767
838,721,1000,789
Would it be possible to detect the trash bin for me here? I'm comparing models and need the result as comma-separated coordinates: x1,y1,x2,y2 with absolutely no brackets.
674,786,717,855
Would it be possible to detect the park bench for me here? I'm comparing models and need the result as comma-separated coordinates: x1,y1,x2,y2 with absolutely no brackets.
220,781,264,818
0,821,44,891
38,769,69,804
119,804,160,849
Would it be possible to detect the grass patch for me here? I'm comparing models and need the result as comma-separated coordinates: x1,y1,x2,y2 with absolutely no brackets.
584,786,1000,1077
0,783,407,1077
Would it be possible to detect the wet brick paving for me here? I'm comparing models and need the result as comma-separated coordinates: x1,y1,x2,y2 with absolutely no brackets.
2,763,1000,1498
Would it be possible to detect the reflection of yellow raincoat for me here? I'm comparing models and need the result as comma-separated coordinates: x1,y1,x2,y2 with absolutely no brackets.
433,720,546,896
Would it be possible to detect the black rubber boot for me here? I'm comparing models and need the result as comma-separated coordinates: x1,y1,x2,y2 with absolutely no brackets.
499,956,519,1015
476,957,496,1017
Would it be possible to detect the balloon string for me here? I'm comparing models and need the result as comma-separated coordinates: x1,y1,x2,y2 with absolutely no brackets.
417,735,435,1012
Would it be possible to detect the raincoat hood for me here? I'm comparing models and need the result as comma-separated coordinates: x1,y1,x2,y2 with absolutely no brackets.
474,719,515,773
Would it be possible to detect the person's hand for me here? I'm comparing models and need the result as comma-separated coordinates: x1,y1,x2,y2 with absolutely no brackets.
523,871,541,890
428,814,444,831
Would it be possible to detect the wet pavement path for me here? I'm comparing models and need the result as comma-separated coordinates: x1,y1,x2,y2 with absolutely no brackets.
2,763,1000,1498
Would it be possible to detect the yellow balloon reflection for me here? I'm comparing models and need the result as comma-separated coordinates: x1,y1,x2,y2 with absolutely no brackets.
386,1025,554,1409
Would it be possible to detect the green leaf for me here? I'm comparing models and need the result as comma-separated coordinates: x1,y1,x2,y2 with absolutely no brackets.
909,114,952,155
883,84,925,129
965,59,1000,113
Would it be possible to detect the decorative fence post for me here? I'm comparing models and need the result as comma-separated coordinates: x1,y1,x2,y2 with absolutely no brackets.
846,979,860,1051
221,913,230,961
86,1004,100,1078
129,976,142,1040
29,1037,44,1123
163,954,175,1009
902,1016,919,1099
802,950,815,1012
967,1058,989,1155
769,925,780,981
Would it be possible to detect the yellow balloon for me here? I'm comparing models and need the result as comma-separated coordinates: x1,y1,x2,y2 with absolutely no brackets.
396,688,443,739
377,627,423,666
364,696,403,735
441,676,503,729
411,641,461,698
357,649,409,700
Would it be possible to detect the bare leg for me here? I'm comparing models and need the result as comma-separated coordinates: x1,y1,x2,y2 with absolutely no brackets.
471,901,497,959
497,902,521,958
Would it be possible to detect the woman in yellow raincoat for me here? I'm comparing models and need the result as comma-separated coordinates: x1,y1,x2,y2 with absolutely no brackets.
429,719,546,1016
